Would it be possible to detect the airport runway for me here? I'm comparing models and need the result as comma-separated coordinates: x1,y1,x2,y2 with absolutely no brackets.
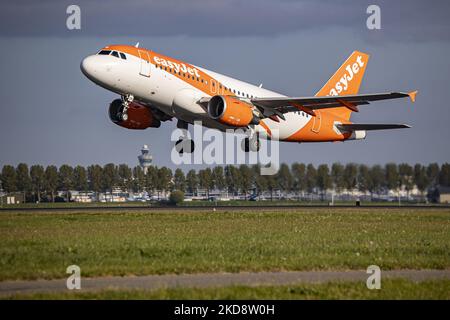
1,204,449,212
1,270,449,296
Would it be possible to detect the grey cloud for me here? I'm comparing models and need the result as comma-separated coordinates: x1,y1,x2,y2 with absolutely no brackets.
0,0,449,42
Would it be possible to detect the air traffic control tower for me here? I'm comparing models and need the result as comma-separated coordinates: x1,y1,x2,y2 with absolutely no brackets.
138,144,152,174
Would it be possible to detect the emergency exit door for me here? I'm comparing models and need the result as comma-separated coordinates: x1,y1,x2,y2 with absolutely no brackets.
138,50,151,77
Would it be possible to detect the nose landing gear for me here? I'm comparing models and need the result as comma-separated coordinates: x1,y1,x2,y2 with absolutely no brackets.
117,94,134,121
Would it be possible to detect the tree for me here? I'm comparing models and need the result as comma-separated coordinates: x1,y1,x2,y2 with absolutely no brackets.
252,164,267,197
225,165,240,199
156,167,172,199
238,165,253,199
173,168,186,191
132,166,146,193
358,164,371,195
87,165,103,199
277,163,293,197
186,169,198,195
102,163,118,196
316,164,331,201
45,165,58,202
426,163,440,188
1,165,17,193
212,166,225,192
16,163,31,200
398,163,414,199
291,163,306,200
198,168,214,198
385,163,399,192
414,164,429,201
169,190,184,205
343,163,358,192
369,165,384,197
118,164,132,191
305,164,317,195
73,165,88,192
264,173,277,201
331,163,345,193
30,165,45,202
145,166,158,196
58,164,74,202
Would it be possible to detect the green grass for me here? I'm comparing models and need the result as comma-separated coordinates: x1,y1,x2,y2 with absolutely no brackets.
5,279,450,300
0,208,449,281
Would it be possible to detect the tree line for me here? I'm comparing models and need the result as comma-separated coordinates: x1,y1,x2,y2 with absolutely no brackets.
0,162,449,202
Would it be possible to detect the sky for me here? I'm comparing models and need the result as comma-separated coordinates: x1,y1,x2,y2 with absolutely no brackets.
0,0,449,170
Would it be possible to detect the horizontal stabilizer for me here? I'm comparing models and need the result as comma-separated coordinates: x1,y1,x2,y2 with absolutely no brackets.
337,123,411,131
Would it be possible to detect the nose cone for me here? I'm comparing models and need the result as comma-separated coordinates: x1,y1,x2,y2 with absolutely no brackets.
80,54,119,89
80,55,97,79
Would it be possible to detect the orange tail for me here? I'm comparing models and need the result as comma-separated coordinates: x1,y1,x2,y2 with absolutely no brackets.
315,51,370,121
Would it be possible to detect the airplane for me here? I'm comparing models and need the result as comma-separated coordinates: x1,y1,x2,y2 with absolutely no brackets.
80,44,417,153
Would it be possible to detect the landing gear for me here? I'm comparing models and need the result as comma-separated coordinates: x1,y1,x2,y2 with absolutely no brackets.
241,133,261,152
117,94,134,121
175,138,195,154
175,120,194,154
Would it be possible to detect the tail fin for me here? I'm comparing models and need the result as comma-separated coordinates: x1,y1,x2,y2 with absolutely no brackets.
315,51,370,121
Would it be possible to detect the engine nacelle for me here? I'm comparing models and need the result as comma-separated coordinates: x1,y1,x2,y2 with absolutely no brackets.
207,95,259,127
109,99,161,129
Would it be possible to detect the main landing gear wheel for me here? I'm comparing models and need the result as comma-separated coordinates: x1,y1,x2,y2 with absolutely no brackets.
241,135,261,152
175,138,195,154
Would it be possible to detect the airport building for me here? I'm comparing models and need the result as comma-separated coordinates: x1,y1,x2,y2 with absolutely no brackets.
437,187,450,204
138,144,152,174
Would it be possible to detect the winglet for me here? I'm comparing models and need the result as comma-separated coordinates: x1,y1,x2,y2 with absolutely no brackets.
408,90,418,103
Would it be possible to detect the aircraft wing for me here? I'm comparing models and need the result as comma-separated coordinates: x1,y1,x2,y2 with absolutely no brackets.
251,91,417,118
336,123,411,131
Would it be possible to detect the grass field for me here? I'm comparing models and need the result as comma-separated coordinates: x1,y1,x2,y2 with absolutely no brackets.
0,208,449,281
5,279,450,300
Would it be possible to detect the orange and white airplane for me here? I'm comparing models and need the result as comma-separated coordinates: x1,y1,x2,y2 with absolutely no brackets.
81,44,417,153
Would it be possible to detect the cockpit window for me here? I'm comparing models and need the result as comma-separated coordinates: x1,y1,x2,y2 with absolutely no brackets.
119,52,126,60
98,50,111,55
111,51,120,58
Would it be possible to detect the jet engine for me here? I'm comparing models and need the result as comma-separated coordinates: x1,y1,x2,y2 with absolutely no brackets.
108,99,161,129
207,95,259,127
